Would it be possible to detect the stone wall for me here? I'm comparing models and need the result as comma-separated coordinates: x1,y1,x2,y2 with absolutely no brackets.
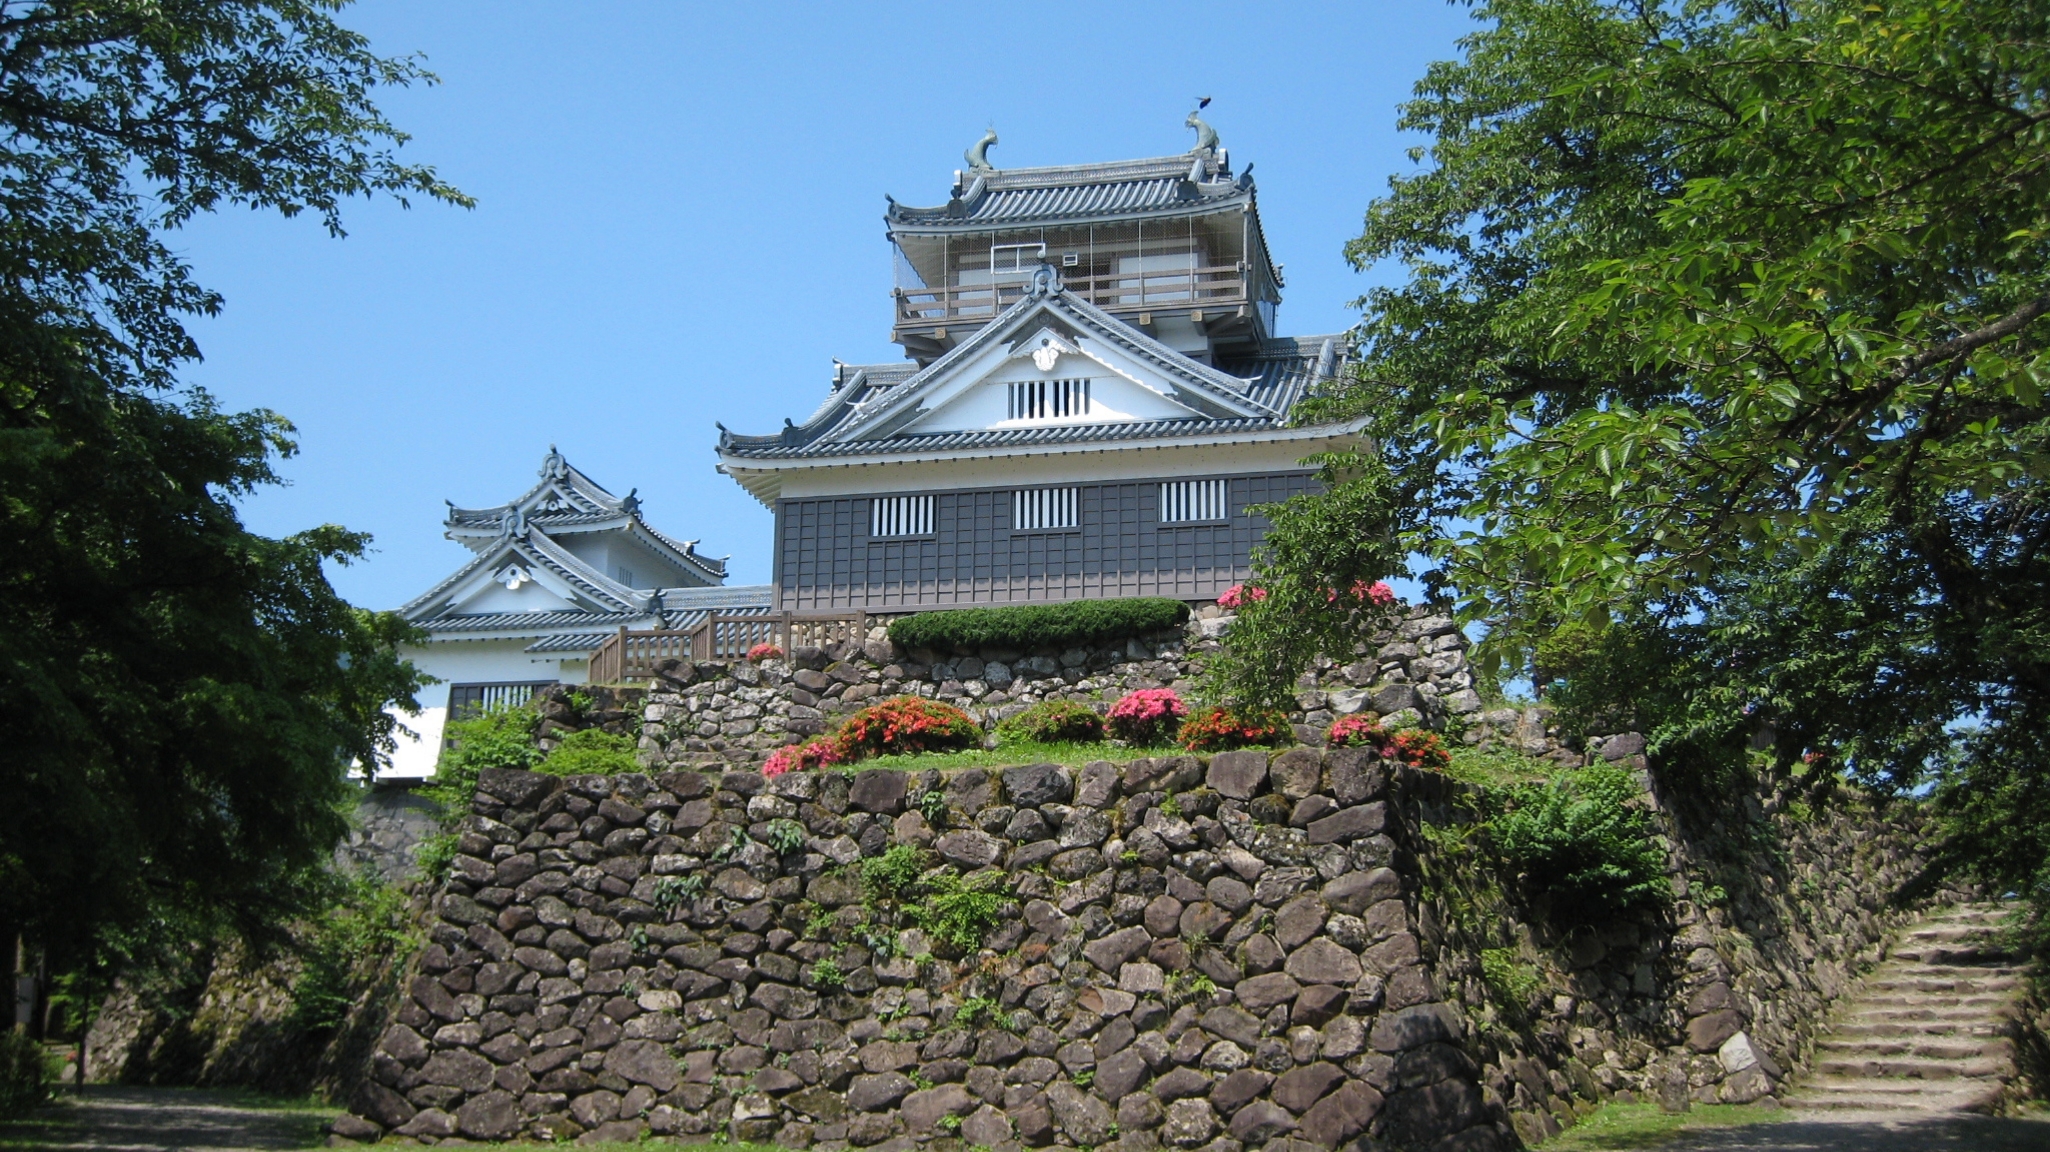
339,786,443,882
635,608,1485,773
1392,763,1964,1145
330,744,1955,1149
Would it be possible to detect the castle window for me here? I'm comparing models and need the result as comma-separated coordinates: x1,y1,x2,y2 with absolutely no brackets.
870,494,932,537
1009,378,1091,421
1160,479,1229,523
1013,487,1079,532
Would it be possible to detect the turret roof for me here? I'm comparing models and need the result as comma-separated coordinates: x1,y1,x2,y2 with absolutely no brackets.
887,152,1250,232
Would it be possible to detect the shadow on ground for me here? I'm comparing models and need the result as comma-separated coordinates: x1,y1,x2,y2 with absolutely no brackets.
1641,1111,2050,1152
0,1086,334,1152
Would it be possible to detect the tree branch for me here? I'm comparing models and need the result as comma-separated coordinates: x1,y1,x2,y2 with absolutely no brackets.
1892,295,2050,382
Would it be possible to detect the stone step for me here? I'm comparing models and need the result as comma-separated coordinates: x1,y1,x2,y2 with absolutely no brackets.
1813,1035,2001,1061
1811,1053,2011,1081
1830,1019,2007,1038
1859,975,2020,995
1789,1085,2002,1113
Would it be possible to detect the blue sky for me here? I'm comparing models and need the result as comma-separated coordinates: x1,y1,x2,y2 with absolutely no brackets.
174,0,1476,609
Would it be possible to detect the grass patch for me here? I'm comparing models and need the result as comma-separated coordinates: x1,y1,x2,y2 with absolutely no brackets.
1538,1102,1787,1150
845,739,1182,773
1443,743,1558,788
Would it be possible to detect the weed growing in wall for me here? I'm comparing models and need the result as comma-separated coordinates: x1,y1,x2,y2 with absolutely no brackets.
537,728,639,775
1479,947,1546,1011
911,869,1014,953
1489,765,1672,921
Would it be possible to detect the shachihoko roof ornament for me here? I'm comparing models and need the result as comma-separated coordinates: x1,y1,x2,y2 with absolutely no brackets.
966,127,997,172
1186,103,1219,153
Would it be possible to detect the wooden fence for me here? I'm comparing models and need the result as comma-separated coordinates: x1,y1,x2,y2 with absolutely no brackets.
587,611,867,684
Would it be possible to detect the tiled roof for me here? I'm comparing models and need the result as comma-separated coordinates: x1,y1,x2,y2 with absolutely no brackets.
717,280,1347,462
719,416,1295,460
424,610,640,632
1223,336,1342,417
887,154,1249,231
720,283,1336,466
524,632,617,654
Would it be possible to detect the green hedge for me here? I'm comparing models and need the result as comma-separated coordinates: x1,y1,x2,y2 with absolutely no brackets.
888,597,1190,653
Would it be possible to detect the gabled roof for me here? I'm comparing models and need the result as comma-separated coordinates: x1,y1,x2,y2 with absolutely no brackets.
400,523,653,625
717,273,1349,466
443,447,727,584
887,152,1250,232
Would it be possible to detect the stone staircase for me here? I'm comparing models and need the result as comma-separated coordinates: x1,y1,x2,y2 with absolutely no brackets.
1788,902,2028,1114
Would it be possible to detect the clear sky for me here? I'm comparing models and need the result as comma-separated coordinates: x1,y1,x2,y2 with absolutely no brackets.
172,0,1476,610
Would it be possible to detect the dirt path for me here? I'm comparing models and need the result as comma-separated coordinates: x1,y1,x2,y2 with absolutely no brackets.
1650,1111,2050,1151
0,1086,336,1151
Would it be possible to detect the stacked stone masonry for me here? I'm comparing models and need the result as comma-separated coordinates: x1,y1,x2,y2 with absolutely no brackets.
634,608,1492,773
336,741,1956,1150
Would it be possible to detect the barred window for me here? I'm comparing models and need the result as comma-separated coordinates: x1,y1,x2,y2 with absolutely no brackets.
870,494,932,537
1009,378,1091,420
1013,487,1079,531
1160,479,1229,523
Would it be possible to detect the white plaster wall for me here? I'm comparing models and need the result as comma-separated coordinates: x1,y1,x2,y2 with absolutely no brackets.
456,577,569,615
908,356,1193,434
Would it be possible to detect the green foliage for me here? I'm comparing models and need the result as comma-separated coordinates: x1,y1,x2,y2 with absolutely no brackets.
0,0,463,974
1326,0,2050,653
289,871,416,1032
1210,467,1402,711
762,819,808,855
1489,766,1671,922
1479,948,1544,1009
810,957,846,991
910,869,1014,954
916,790,948,826
1293,0,2050,929
0,1030,51,1119
861,845,925,902
998,699,1105,745
412,832,458,884
538,728,639,776
1164,971,1216,1007
423,705,538,816
954,996,1015,1031
653,874,705,911
888,598,1189,653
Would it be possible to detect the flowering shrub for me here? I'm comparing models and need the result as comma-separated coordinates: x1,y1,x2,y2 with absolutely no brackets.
835,696,981,760
1324,717,1450,770
1390,728,1451,771
747,642,784,662
1177,705,1294,753
1105,687,1188,745
1215,583,1268,610
1326,715,1392,750
1324,579,1399,606
763,738,844,777
997,699,1104,744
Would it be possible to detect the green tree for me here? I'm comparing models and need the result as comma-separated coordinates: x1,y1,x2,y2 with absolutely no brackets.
1292,0,2048,932
0,0,466,971
1327,0,2047,659
1209,465,1403,712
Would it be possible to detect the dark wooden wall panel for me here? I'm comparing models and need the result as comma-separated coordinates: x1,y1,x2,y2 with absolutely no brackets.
775,470,1319,611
